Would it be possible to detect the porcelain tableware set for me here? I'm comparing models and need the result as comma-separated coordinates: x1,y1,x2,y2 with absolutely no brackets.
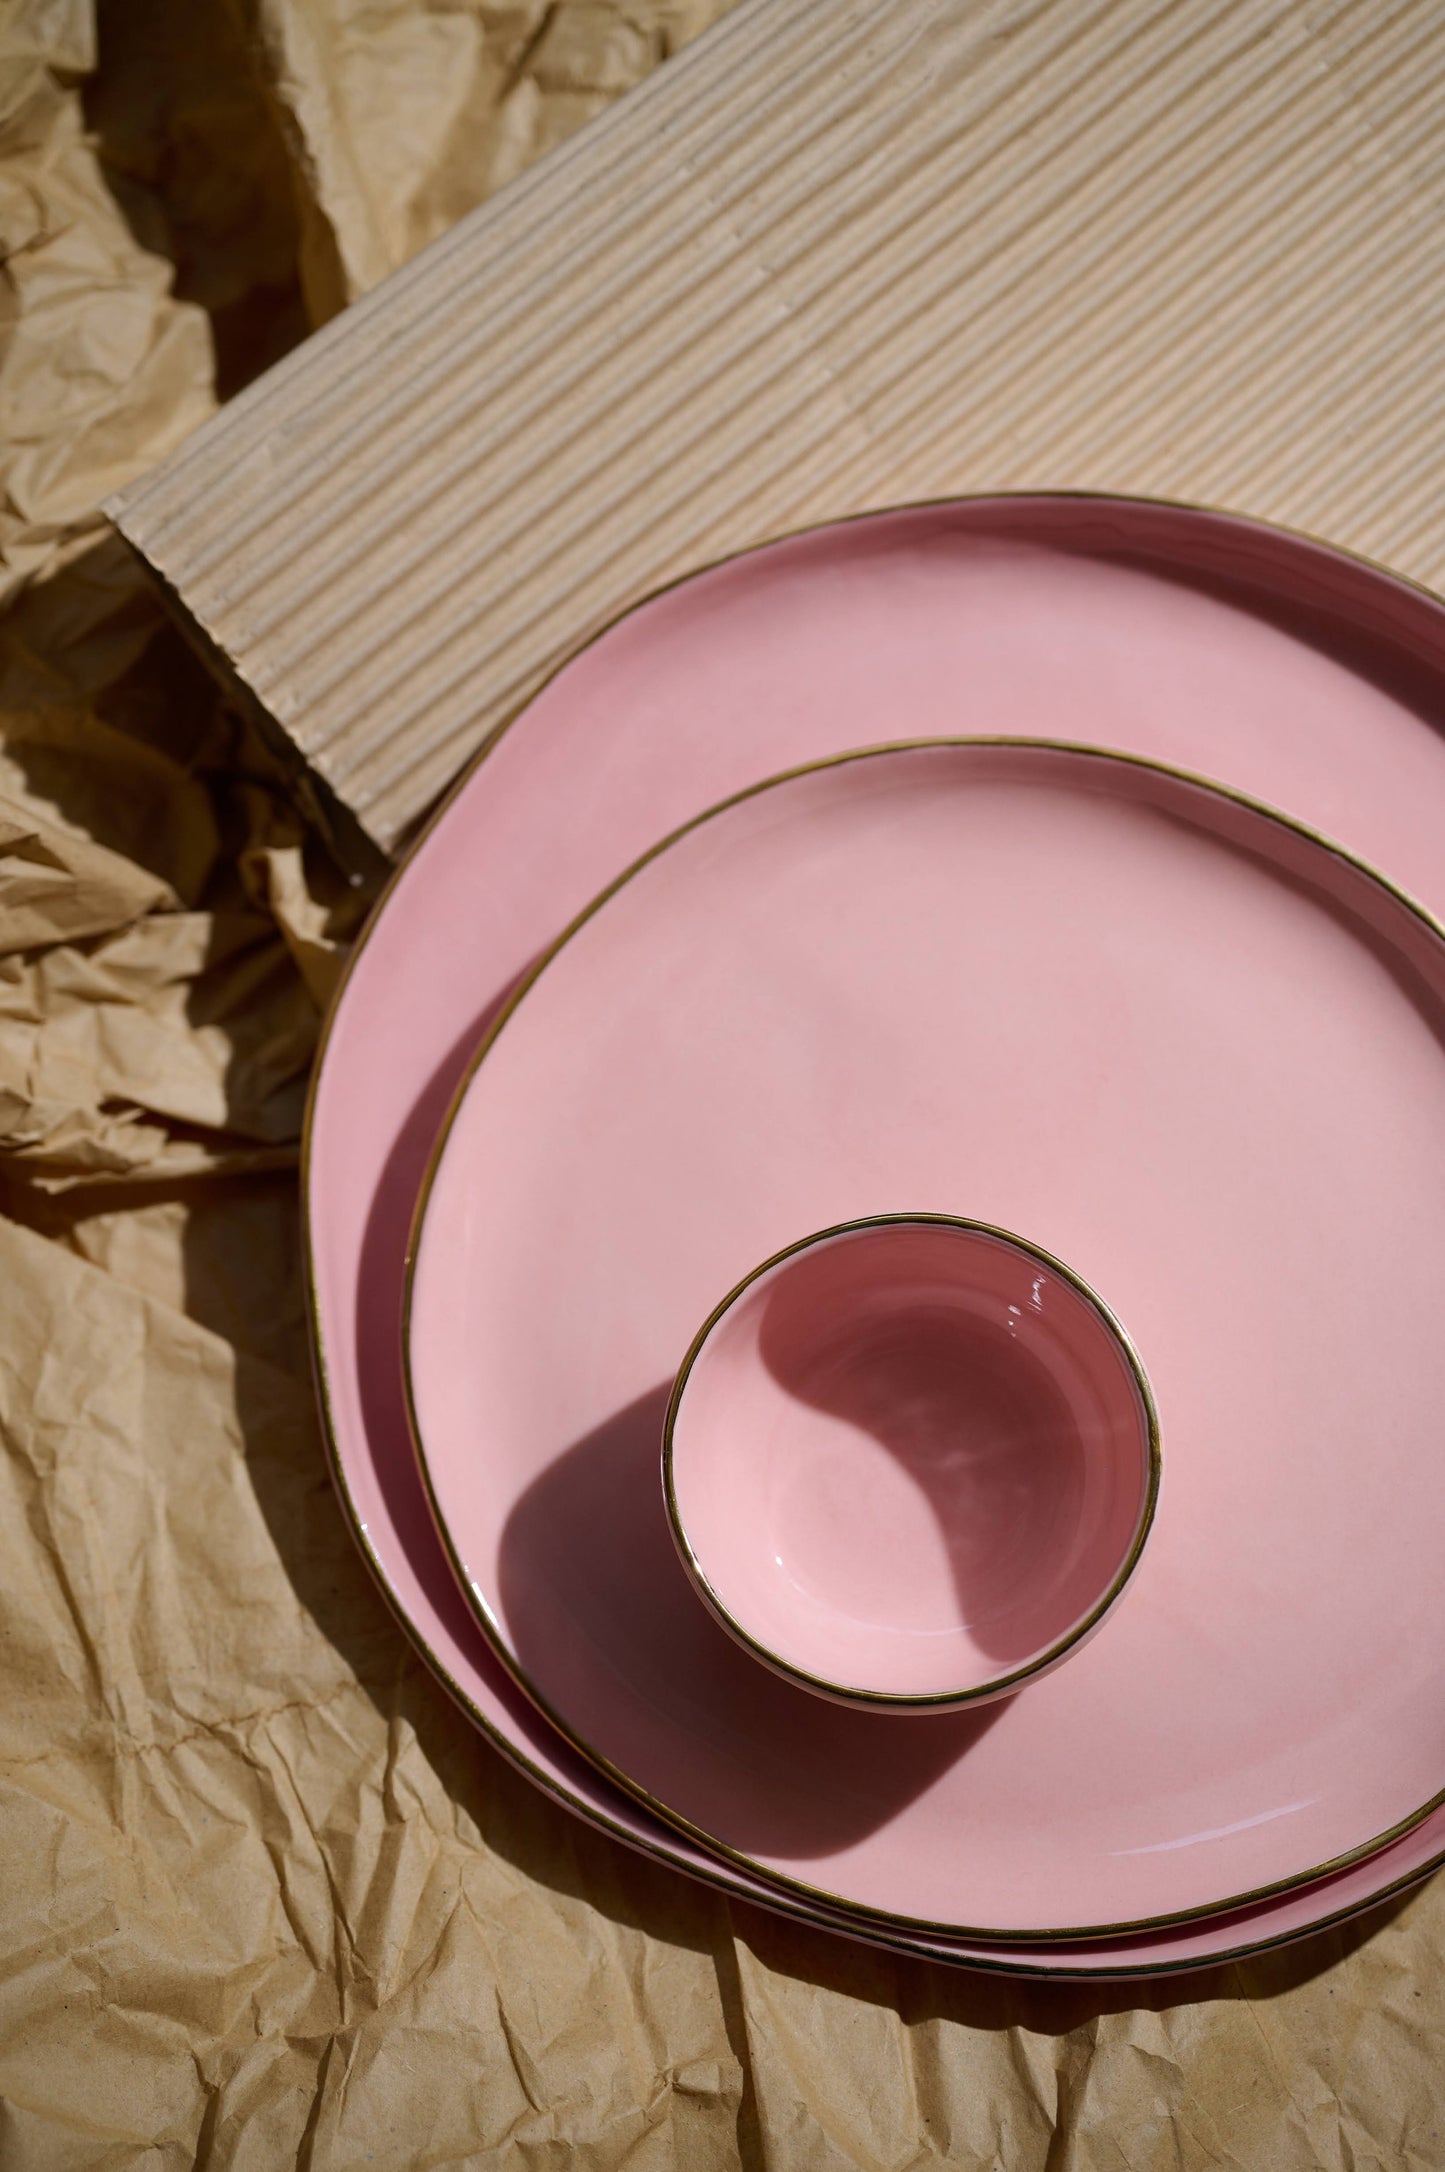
307,496,1445,1975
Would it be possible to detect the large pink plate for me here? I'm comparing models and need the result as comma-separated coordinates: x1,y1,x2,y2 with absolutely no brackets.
307,496,1445,1972
406,738,1445,1939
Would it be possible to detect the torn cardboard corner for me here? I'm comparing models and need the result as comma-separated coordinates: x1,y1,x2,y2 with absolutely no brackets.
106,0,1445,864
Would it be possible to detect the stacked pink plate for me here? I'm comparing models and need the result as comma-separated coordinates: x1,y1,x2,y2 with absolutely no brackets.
306,495,1445,1976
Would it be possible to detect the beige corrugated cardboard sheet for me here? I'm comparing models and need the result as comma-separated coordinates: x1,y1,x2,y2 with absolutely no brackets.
112,0,1445,857
4,1,1445,2164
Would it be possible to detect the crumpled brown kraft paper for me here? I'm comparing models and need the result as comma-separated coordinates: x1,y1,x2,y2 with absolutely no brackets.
241,0,740,317
2,2,1444,2165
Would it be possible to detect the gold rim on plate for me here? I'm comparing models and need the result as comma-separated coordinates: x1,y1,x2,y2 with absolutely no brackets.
304,493,1445,1971
400,731,1445,1945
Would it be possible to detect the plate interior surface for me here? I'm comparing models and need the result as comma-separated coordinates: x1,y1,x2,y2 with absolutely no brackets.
407,739,1445,1938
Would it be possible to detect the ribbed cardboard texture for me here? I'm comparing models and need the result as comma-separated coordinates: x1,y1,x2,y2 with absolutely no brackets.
106,0,1445,857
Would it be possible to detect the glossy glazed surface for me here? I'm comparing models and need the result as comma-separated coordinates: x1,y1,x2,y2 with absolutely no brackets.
409,739,1445,1936
665,1216,1158,1708
307,497,1445,1973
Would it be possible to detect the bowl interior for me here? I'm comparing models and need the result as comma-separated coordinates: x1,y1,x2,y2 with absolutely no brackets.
667,1219,1156,1704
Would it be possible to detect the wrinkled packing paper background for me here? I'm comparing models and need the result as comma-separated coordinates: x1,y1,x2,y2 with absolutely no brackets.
2,2,1443,2164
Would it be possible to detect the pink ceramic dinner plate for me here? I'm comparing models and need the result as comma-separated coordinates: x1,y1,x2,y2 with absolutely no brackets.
406,739,1445,1939
306,495,1445,1972
663,1214,1161,1711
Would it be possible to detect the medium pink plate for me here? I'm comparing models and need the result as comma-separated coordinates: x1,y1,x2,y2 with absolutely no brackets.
307,496,1445,1972
407,739,1445,1939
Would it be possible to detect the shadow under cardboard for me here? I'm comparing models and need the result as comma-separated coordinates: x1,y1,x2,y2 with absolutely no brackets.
83,0,312,402
136,506,1445,2022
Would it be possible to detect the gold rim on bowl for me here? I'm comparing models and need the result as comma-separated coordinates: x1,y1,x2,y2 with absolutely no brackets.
661,1211,1162,1715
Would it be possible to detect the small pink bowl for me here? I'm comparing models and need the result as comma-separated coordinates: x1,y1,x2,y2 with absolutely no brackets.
663,1214,1161,1712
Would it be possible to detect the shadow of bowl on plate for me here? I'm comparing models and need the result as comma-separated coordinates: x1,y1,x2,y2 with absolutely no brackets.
759,1294,1092,1674
743,1218,1155,1685
497,1382,1011,1863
